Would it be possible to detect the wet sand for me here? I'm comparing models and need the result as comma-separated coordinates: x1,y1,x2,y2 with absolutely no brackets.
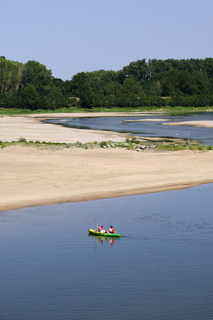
164,120,213,128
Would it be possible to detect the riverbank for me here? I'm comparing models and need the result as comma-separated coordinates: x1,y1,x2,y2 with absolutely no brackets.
1,145,213,211
0,114,130,143
1,113,213,143
1,113,213,212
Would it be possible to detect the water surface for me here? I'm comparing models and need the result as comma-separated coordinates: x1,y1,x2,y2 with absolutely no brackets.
0,184,213,319
46,112,213,145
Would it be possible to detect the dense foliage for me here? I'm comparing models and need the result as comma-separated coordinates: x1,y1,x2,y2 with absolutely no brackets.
0,57,67,110
0,56,213,109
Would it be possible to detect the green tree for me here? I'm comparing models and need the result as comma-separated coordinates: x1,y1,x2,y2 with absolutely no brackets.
21,60,53,91
122,59,148,83
19,84,39,109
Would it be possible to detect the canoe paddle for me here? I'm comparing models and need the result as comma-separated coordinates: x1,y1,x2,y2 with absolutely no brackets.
94,218,99,229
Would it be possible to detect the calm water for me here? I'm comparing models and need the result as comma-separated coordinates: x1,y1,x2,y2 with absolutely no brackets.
0,184,213,320
46,112,213,145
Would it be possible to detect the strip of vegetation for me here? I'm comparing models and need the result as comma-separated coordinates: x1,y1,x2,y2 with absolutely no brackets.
1,106,213,116
87,106,213,115
0,107,84,115
1,137,212,152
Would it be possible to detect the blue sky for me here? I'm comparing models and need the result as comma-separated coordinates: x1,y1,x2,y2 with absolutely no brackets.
1,0,213,80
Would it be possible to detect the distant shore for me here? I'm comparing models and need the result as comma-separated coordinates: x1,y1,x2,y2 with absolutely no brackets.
1,113,213,211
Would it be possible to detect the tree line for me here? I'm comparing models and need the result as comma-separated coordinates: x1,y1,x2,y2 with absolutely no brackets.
1,56,213,110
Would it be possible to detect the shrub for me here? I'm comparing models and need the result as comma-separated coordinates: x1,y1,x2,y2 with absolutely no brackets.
100,141,108,148
19,137,27,142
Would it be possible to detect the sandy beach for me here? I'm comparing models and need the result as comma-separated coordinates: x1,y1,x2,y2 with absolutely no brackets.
0,114,128,143
1,113,213,211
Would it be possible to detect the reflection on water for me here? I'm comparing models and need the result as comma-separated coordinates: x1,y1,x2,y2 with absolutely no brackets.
0,184,213,319
88,235,120,247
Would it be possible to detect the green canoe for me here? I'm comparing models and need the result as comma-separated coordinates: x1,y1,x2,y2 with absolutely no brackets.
88,229,121,237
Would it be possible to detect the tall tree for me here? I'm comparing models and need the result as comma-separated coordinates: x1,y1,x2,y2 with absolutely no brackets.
21,60,53,91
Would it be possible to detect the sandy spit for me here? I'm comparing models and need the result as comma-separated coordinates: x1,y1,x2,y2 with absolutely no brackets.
164,120,213,128
124,118,169,122
0,115,128,143
1,146,213,211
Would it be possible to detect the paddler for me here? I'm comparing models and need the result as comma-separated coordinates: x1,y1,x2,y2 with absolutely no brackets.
107,225,116,234
97,225,106,233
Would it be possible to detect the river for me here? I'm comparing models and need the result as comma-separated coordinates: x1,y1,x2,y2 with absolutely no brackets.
46,112,213,145
0,183,213,320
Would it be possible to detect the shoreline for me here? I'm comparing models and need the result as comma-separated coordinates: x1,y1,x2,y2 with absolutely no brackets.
1,146,213,212
0,114,129,143
2,179,213,212
1,113,213,212
163,120,213,128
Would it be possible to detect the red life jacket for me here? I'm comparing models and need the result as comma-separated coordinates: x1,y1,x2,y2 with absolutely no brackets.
98,227,104,231
109,228,115,233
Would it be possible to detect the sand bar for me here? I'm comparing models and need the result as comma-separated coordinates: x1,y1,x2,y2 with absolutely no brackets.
0,115,128,143
164,120,213,128
1,113,213,211
124,118,169,122
1,145,213,211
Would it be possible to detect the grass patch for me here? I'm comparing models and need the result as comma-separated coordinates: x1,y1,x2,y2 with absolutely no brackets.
1,106,213,116
156,142,213,152
0,107,88,115
0,138,213,152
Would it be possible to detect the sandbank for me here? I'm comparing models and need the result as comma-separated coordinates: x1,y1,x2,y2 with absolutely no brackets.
124,118,169,122
1,145,213,211
0,115,128,143
1,113,213,212
164,120,213,128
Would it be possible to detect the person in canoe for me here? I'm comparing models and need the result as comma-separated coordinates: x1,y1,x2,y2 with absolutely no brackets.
96,224,106,233
107,225,116,234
